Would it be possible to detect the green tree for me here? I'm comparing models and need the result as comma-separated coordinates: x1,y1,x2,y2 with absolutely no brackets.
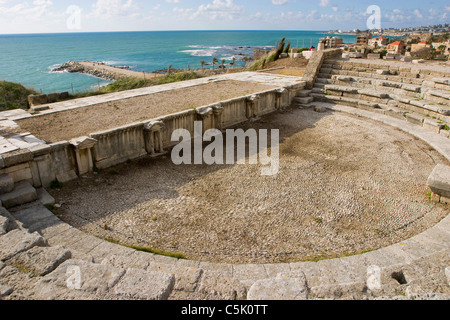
212,57,218,70
200,60,206,73
231,57,236,69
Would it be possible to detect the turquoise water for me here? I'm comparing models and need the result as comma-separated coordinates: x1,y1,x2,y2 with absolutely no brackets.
0,31,356,94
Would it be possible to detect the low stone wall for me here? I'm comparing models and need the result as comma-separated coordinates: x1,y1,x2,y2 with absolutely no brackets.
0,82,305,188
28,92,69,107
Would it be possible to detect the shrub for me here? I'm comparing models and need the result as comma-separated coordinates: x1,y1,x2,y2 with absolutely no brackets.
0,80,38,110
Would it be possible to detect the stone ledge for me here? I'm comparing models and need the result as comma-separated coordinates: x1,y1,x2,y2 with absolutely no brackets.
427,164,450,198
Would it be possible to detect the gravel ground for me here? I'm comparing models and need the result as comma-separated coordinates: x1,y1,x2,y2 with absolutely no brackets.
52,107,449,264
16,80,276,143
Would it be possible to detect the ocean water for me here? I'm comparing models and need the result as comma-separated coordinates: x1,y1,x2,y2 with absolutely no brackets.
0,31,356,94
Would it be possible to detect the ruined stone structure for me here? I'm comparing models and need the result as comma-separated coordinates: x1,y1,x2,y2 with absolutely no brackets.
0,52,449,300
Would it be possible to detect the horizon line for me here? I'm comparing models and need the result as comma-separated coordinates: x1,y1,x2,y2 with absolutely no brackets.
0,29,332,36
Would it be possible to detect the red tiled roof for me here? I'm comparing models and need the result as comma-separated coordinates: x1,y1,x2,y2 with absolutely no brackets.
389,41,404,46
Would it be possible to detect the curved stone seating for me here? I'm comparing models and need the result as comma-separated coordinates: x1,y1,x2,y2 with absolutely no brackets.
1,67,449,300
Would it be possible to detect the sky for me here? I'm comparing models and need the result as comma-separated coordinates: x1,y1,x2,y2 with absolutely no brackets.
0,0,449,34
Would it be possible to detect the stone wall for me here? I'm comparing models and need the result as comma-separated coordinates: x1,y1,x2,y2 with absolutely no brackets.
0,82,305,188
302,49,342,89
28,92,69,107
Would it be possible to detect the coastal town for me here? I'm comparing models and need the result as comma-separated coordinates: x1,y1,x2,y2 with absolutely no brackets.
322,24,450,62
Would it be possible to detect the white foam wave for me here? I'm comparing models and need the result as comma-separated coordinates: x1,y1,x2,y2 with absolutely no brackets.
180,49,216,57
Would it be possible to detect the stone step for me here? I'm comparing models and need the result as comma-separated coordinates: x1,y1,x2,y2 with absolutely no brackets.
312,93,449,136
316,78,332,84
296,90,312,97
427,165,450,199
0,174,14,195
31,259,175,300
0,182,38,209
314,83,325,89
423,89,450,105
0,229,46,261
294,97,314,104
311,87,324,94
322,85,450,119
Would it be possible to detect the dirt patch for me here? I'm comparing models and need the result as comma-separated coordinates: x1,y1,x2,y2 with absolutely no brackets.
16,80,276,143
261,57,307,77
52,108,449,264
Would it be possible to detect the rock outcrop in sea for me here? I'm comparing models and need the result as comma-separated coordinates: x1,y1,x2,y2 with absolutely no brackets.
52,61,121,81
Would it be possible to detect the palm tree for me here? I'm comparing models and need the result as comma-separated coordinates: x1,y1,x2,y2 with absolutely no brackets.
200,60,206,73
230,57,236,69
212,57,218,71
221,59,226,70
168,65,173,75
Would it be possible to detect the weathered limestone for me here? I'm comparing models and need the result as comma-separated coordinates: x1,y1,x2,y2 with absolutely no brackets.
0,229,46,261
33,259,125,299
366,265,382,291
0,174,14,194
144,120,165,156
247,272,308,300
113,268,175,300
0,216,7,235
427,164,450,198
197,271,247,300
69,137,97,175
6,245,71,277
0,283,13,297
0,182,37,209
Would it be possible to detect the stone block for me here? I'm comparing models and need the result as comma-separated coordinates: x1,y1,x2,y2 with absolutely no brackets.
113,268,175,300
6,245,71,277
0,216,7,235
427,164,450,198
423,119,444,133
440,130,450,139
0,181,38,209
445,267,450,285
146,262,203,293
294,97,313,104
37,188,55,206
314,105,327,113
33,259,125,298
367,53,380,60
0,229,46,261
197,271,247,300
0,283,13,297
2,150,34,168
405,113,424,126
376,69,390,75
27,94,48,107
247,272,308,300
0,174,14,194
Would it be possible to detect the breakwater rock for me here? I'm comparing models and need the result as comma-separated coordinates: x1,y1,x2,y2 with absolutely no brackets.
52,61,124,81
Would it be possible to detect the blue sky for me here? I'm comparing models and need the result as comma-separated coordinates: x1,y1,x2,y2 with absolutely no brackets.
0,0,449,34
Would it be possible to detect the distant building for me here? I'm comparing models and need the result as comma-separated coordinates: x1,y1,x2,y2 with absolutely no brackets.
356,33,372,45
432,40,450,56
387,41,406,55
320,36,344,49
368,36,389,48
411,41,432,54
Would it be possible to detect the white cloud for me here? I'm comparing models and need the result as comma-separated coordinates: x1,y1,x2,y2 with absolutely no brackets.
414,9,423,19
319,0,331,8
90,0,137,18
191,0,243,20
272,0,290,5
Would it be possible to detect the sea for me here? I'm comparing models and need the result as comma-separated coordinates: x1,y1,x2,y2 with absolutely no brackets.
0,31,357,94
